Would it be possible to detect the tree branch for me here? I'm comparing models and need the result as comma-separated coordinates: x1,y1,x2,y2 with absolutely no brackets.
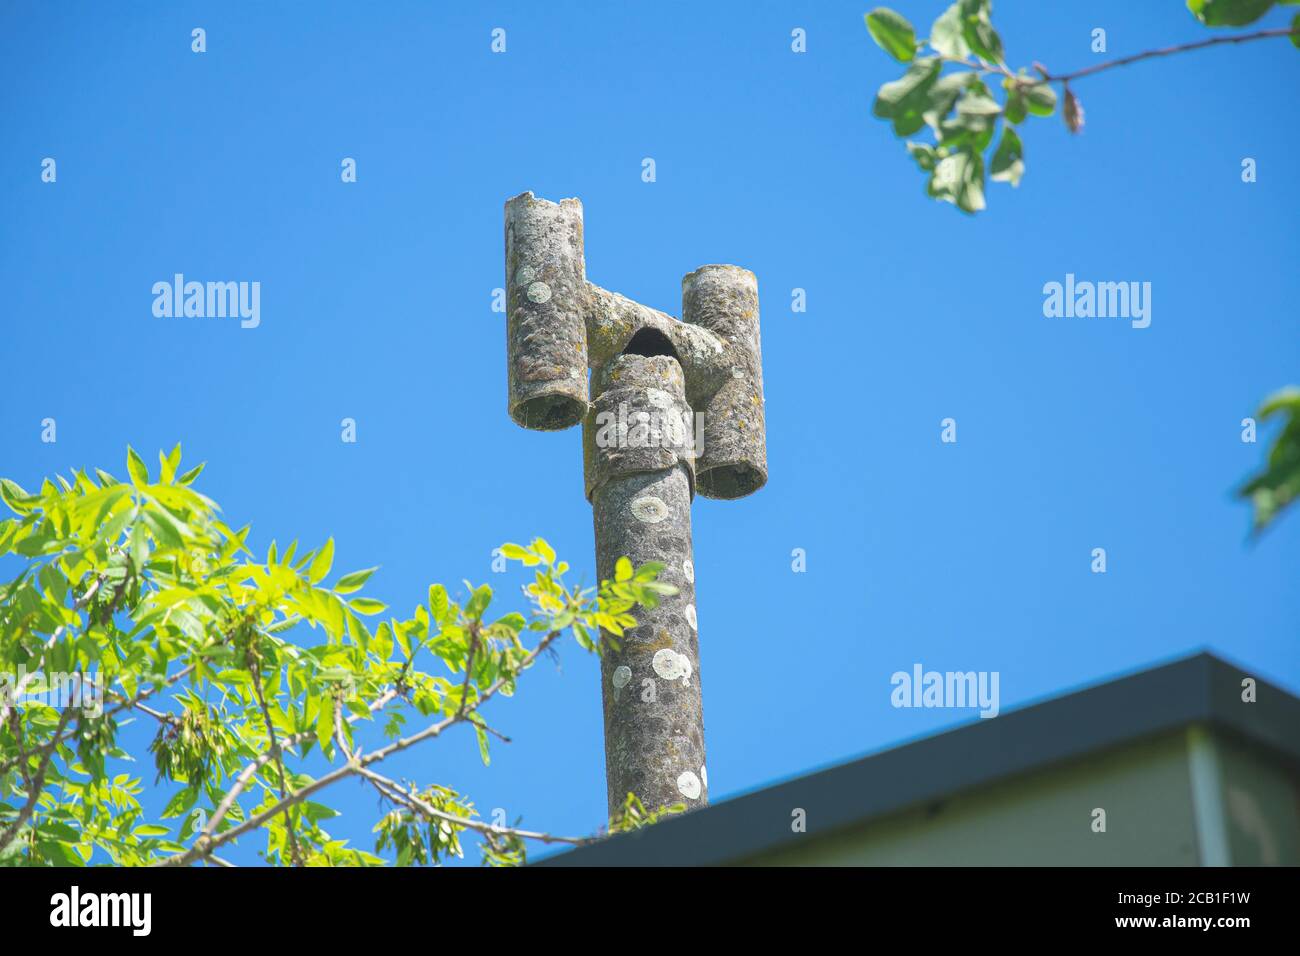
360,766,591,847
0,663,196,780
199,680,404,841
0,708,74,855
249,659,305,867
939,26,1299,89
1049,26,1299,85
0,575,105,726
156,629,563,867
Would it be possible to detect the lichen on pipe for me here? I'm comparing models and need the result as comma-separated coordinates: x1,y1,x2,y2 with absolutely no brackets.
586,354,707,814
501,193,767,819
504,192,589,431
682,265,767,499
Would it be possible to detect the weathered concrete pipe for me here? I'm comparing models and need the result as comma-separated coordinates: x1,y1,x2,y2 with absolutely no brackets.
503,191,765,818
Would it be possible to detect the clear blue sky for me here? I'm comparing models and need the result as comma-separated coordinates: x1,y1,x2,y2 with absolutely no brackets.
2,1,1296,865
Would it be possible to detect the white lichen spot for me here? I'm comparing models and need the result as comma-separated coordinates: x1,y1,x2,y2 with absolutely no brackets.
700,765,708,789
677,770,702,800
514,265,536,286
651,648,692,686
684,604,697,630
731,367,744,379
630,496,669,523
652,648,685,681
526,281,552,304
682,559,694,583
612,665,632,689
646,388,673,410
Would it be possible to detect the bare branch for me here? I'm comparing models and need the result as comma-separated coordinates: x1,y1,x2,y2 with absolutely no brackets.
939,26,1299,89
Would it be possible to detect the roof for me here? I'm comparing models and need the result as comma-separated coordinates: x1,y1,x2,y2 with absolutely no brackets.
537,652,1300,866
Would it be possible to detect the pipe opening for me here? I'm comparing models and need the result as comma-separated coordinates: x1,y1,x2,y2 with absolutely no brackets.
622,327,679,361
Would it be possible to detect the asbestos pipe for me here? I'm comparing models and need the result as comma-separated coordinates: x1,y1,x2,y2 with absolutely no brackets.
586,354,707,815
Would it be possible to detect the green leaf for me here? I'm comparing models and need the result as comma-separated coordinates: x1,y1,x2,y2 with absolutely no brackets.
0,479,34,514
865,8,917,63
615,556,633,583
1292,11,1300,48
334,566,378,594
143,509,184,549
1023,82,1057,117
990,127,1024,187
873,57,941,136
316,699,335,750
349,597,388,616
530,537,556,566
465,583,493,620
929,3,969,58
938,107,997,152
922,71,975,131
429,583,450,623
905,142,937,172
1239,386,1300,531
960,0,1003,63
1004,86,1027,124
158,445,180,484
957,89,1002,117
309,538,335,584
126,446,149,487
930,147,985,213
176,462,205,486
161,786,199,819
1187,0,1276,27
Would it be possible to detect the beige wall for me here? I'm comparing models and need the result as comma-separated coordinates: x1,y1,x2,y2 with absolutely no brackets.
744,732,1203,866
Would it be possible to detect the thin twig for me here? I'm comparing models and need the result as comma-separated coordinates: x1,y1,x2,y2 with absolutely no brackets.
937,26,1298,89
1051,26,1299,84
360,766,591,847
249,659,305,867
456,622,479,718
200,681,402,841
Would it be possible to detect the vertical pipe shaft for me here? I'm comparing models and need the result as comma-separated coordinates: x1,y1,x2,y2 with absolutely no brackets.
585,354,708,816
593,468,706,816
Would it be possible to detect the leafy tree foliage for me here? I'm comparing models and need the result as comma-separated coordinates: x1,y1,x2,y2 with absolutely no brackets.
0,448,674,866
864,0,1300,213
865,2,1299,533
1239,389,1300,533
